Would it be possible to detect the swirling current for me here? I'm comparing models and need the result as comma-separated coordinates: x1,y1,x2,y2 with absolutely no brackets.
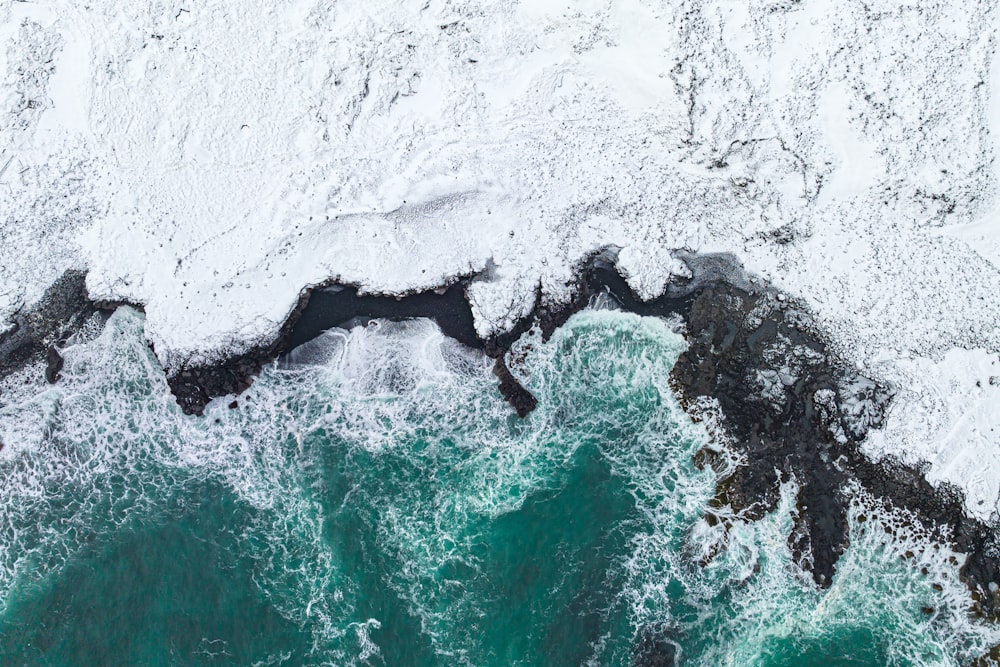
0,307,996,665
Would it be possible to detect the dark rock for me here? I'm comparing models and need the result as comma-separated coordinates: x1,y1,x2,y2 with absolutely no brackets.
493,357,537,417
0,270,111,387
972,643,1000,667
169,279,483,416
44,345,63,384
7,255,1000,628
666,282,855,586
465,252,1000,620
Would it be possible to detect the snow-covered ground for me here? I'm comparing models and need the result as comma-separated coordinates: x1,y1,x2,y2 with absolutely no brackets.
2,0,999,518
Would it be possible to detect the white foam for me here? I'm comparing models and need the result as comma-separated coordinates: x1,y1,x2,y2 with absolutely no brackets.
0,308,359,657
0,307,997,664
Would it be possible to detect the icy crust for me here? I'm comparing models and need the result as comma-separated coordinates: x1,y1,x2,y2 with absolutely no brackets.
2,0,1000,516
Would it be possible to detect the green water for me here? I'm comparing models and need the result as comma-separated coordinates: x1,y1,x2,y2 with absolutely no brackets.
0,308,995,665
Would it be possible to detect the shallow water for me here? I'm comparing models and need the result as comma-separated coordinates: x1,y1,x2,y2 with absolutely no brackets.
0,308,995,665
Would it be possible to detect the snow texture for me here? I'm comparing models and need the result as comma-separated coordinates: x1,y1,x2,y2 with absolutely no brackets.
2,0,1000,518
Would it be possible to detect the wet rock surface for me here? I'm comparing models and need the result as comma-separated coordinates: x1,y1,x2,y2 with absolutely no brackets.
4,255,1000,646
492,356,538,418
630,624,679,667
582,256,1000,622
143,254,1000,623
707,296,1000,621
167,355,267,417
275,253,1000,626
0,270,107,388
668,281,858,586
168,280,484,416
532,259,864,585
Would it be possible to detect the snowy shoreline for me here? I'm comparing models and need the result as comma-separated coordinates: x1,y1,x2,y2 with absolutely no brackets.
2,0,1000,525
5,251,1000,622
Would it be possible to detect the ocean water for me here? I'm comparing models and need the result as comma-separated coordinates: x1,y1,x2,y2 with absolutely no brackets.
0,307,996,666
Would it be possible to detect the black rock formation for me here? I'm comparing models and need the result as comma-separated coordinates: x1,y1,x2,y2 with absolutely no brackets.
0,270,107,387
4,253,999,641
168,281,484,416
631,624,680,667
492,356,537,417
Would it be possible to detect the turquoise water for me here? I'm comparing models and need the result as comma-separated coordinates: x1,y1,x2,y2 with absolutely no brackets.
0,308,995,665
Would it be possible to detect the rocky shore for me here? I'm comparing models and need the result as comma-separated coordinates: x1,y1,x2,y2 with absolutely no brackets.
4,254,999,653
514,254,1000,619
0,271,106,390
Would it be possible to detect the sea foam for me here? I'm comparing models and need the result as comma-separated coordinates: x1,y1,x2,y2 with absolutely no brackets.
0,308,995,665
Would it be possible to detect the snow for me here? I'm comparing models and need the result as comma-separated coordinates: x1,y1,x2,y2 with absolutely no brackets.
864,349,1000,517
2,0,1000,519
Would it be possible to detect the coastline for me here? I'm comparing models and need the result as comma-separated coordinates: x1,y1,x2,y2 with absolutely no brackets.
6,254,998,624
0,271,108,390
3,0,999,660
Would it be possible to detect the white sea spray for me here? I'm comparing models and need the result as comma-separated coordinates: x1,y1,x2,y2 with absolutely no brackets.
0,307,996,664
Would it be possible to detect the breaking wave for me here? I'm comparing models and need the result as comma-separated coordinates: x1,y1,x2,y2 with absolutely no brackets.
0,307,995,665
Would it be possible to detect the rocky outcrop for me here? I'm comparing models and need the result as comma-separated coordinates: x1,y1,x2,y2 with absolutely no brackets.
0,270,106,389
4,255,998,632
167,280,482,415
492,356,537,418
